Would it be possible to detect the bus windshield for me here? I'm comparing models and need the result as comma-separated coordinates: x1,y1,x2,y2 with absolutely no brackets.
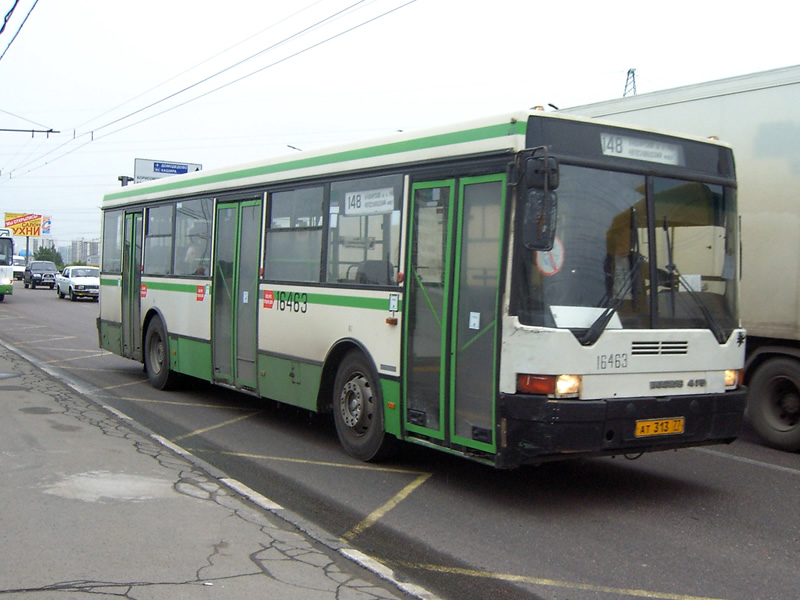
512,164,738,341
0,238,12,266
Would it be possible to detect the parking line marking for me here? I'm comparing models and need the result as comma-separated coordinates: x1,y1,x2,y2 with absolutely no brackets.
205,449,428,476
341,472,431,542
171,411,263,441
389,561,728,600
692,447,800,476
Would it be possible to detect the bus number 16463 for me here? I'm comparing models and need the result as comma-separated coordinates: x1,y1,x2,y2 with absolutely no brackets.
597,353,628,370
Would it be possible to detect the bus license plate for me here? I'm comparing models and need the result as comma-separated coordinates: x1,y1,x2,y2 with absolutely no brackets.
635,417,685,437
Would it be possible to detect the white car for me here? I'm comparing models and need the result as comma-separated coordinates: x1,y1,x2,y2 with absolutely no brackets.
55,266,100,301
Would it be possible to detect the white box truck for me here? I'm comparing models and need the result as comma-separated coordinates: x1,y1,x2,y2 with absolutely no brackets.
564,65,800,451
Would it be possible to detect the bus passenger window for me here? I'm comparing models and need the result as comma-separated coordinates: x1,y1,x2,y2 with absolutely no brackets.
174,198,213,276
327,174,403,286
264,187,324,282
143,204,174,276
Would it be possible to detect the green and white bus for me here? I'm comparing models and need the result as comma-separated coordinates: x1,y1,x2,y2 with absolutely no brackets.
98,110,747,468
0,229,14,301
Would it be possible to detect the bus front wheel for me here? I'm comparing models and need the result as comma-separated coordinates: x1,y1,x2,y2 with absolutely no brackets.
144,317,180,390
333,351,396,462
748,357,800,452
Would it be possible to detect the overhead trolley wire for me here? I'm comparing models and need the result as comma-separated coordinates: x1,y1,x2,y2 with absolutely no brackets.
0,0,38,63
3,0,415,181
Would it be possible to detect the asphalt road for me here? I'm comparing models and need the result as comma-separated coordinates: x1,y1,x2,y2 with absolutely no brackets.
1,283,798,600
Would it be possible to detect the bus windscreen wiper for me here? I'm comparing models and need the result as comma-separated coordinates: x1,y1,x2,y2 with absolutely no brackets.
578,253,643,346
662,217,728,344
579,207,643,346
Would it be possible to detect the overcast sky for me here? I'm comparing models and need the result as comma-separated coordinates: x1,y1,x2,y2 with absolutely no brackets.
1,0,797,243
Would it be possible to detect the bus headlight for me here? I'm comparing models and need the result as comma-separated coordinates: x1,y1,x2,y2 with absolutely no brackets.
517,374,582,399
555,374,582,398
725,369,742,390
0,277,10,285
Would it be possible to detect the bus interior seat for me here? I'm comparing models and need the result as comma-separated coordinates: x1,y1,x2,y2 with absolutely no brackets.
356,260,393,285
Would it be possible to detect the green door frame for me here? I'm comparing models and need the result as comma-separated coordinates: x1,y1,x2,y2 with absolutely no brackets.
403,174,506,453
212,198,262,391
122,211,143,361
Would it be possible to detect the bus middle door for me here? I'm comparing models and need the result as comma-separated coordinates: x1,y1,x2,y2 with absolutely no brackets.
212,199,262,391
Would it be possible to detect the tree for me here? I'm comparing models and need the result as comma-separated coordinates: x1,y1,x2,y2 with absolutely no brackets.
34,247,64,269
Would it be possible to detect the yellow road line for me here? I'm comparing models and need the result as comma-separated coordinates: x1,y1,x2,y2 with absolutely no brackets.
388,562,727,600
172,411,262,441
93,394,255,410
15,335,78,345
44,351,111,364
95,379,149,391
207,449,428,476
341,472,432,542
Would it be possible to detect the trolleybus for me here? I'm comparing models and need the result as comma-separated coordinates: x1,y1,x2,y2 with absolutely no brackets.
98,110,747,468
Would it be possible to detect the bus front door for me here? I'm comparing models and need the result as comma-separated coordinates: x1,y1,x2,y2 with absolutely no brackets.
404,175,506,455
212,199,262,391
121,211,143,361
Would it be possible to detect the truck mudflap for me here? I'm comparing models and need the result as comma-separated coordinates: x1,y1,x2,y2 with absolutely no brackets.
495,389,747,468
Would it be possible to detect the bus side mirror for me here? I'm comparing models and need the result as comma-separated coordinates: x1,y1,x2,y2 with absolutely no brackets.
522,189,557,251
526,156,559,190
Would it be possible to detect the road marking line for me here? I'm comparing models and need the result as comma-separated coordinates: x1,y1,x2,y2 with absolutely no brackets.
93,394,255,410
206,449,428,476
43,351,111,364
341,472,432,542
389,561,728,600
94,379,149,391
692,447,800,475
172,411,262,441
14,335,77,345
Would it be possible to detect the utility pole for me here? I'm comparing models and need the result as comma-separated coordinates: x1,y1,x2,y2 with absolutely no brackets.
624,68,637,97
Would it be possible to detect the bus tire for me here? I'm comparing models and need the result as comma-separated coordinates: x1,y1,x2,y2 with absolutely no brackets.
748,357,800,452
332,350,396,462
144,317,180,390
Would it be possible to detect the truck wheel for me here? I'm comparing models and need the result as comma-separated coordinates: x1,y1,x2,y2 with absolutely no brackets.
332,350,396,461
144,317,181,390
748,358,800,452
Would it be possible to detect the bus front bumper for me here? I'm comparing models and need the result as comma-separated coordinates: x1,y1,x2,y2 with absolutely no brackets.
495,389,747,468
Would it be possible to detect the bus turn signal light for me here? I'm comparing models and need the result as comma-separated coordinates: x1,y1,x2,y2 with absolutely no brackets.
517,374,582,398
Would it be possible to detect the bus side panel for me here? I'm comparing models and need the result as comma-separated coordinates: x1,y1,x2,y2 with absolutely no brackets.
380,379,401,437
139,279,212,379
98,319,123,355
173,336,213,381
258,286,402,412
98,278,123,354
257,354,322,411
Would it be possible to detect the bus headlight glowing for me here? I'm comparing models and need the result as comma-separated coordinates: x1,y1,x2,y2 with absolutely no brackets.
724,369,741,390
555,374,582,398
0,277,10,285
517,374,582,398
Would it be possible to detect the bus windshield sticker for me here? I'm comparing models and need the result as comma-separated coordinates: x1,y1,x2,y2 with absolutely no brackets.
600,133,683,166
344,188,395,215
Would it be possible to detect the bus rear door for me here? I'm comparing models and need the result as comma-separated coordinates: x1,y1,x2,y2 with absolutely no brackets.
122,211,143,360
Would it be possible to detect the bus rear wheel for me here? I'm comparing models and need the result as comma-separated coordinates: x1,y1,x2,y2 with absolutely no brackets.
144,317,181,390
748,357,800,452
333,351,396,462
